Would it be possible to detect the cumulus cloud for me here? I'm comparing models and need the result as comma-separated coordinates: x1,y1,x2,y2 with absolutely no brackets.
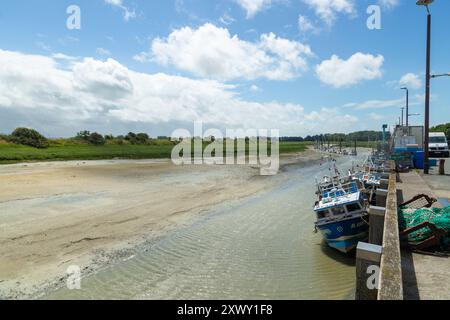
316,52,384,88
369,113,384,121
378,0,399,9
104,0,136,21
344,95,424,110
73,58,134,100
250,84,261,92
399,73,422,90
298,15,319,34
0,49,359,137
302,0,355,25
52,53,78,61
219,13,235,25
150,23,314,81
96,48,112,56
235,0,273,18
344,98,403,110
132,52,151,63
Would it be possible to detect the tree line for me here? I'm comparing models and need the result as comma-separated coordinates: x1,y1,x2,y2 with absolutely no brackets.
430,123,450,141
0,128,171,149
0,127,419,150
281,130,390,143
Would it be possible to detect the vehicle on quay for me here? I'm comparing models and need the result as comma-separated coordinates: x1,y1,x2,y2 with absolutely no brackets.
429,132,449,158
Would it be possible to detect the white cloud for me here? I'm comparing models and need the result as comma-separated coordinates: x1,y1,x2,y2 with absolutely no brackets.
298,15,319,34
72,57,134,101
133,52,150,63
219,13,235,25
0,49,359,137
52,53,78,61
344,95,424,110
150,23,313,81
96,48,112,56
104,0,136,21
344,98,402,110
36,41,51,51
399,73,422,90
302,0,355,25
235,0,272,18
316,52,384,88
369,113,384,120
250,84,261,92
378,0,399,9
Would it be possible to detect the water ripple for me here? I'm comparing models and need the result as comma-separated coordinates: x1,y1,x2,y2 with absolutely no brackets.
45,156,362,300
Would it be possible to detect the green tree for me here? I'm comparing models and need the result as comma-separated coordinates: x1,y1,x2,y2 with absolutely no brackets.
124,132,150,145
10,128,49,149
76,130,91,140
136,133,150,144
87,132,106,145
431,123,450,141
104,134,115,140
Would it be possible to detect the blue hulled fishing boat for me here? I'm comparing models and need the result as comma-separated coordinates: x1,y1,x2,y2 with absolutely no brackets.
314,176,369,253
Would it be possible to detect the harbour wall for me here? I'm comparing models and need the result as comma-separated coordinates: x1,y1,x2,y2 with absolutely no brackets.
355,161,403,300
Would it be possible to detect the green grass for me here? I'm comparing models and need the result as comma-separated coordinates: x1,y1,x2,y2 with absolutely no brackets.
0,141,311,164
279,141,310,154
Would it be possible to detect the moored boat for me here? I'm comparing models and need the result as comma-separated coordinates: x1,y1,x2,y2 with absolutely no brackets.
314,179,369,253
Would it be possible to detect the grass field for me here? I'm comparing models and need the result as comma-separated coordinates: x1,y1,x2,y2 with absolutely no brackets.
0,140,311,164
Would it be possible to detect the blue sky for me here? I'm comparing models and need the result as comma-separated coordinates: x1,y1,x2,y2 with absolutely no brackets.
0,0,449,137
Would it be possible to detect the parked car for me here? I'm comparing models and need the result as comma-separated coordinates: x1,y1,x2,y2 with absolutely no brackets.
429,132,450,158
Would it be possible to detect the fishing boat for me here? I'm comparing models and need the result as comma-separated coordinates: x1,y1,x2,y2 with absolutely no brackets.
352,171,382,188
314,177,369,253
349,153,390,203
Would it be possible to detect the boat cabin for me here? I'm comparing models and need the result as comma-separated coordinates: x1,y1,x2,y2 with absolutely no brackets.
314,192,366,221
317,179,361,201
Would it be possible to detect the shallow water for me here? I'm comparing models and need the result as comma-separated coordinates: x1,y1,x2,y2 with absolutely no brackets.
45,155,363,300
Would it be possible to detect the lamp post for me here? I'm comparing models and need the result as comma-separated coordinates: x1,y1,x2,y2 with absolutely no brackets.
401,87,409,127
417,0,433,174
401,107,405,127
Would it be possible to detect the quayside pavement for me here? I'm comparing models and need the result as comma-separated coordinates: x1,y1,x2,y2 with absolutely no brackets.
397,169,450,300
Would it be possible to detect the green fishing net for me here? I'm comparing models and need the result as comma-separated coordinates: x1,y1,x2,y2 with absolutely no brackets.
399,206,450,247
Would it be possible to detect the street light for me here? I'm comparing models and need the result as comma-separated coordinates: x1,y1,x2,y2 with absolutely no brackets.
401,107,405,127
416,0,434,10
431,73,450,78
417,0,433,174
401,87,409,127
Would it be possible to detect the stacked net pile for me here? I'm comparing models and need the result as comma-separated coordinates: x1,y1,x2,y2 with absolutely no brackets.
399,206,450,247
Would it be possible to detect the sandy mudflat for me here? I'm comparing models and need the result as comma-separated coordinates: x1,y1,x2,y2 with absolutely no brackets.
0,150,322,299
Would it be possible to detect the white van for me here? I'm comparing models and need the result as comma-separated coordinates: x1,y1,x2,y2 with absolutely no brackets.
429,132,449,158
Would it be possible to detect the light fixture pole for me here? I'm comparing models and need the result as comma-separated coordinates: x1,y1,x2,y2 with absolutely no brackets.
417,0,433,174
401,107,405,127
401,87,409,127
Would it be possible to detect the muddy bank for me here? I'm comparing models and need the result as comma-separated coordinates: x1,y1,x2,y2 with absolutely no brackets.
0,150,323,299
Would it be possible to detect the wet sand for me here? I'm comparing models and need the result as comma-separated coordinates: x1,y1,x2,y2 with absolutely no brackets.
0,150,322,299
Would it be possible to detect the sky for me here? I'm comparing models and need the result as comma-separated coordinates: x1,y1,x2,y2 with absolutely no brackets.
0,0,449,138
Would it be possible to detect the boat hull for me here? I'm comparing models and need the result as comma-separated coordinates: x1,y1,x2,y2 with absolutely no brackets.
316,215,368,253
